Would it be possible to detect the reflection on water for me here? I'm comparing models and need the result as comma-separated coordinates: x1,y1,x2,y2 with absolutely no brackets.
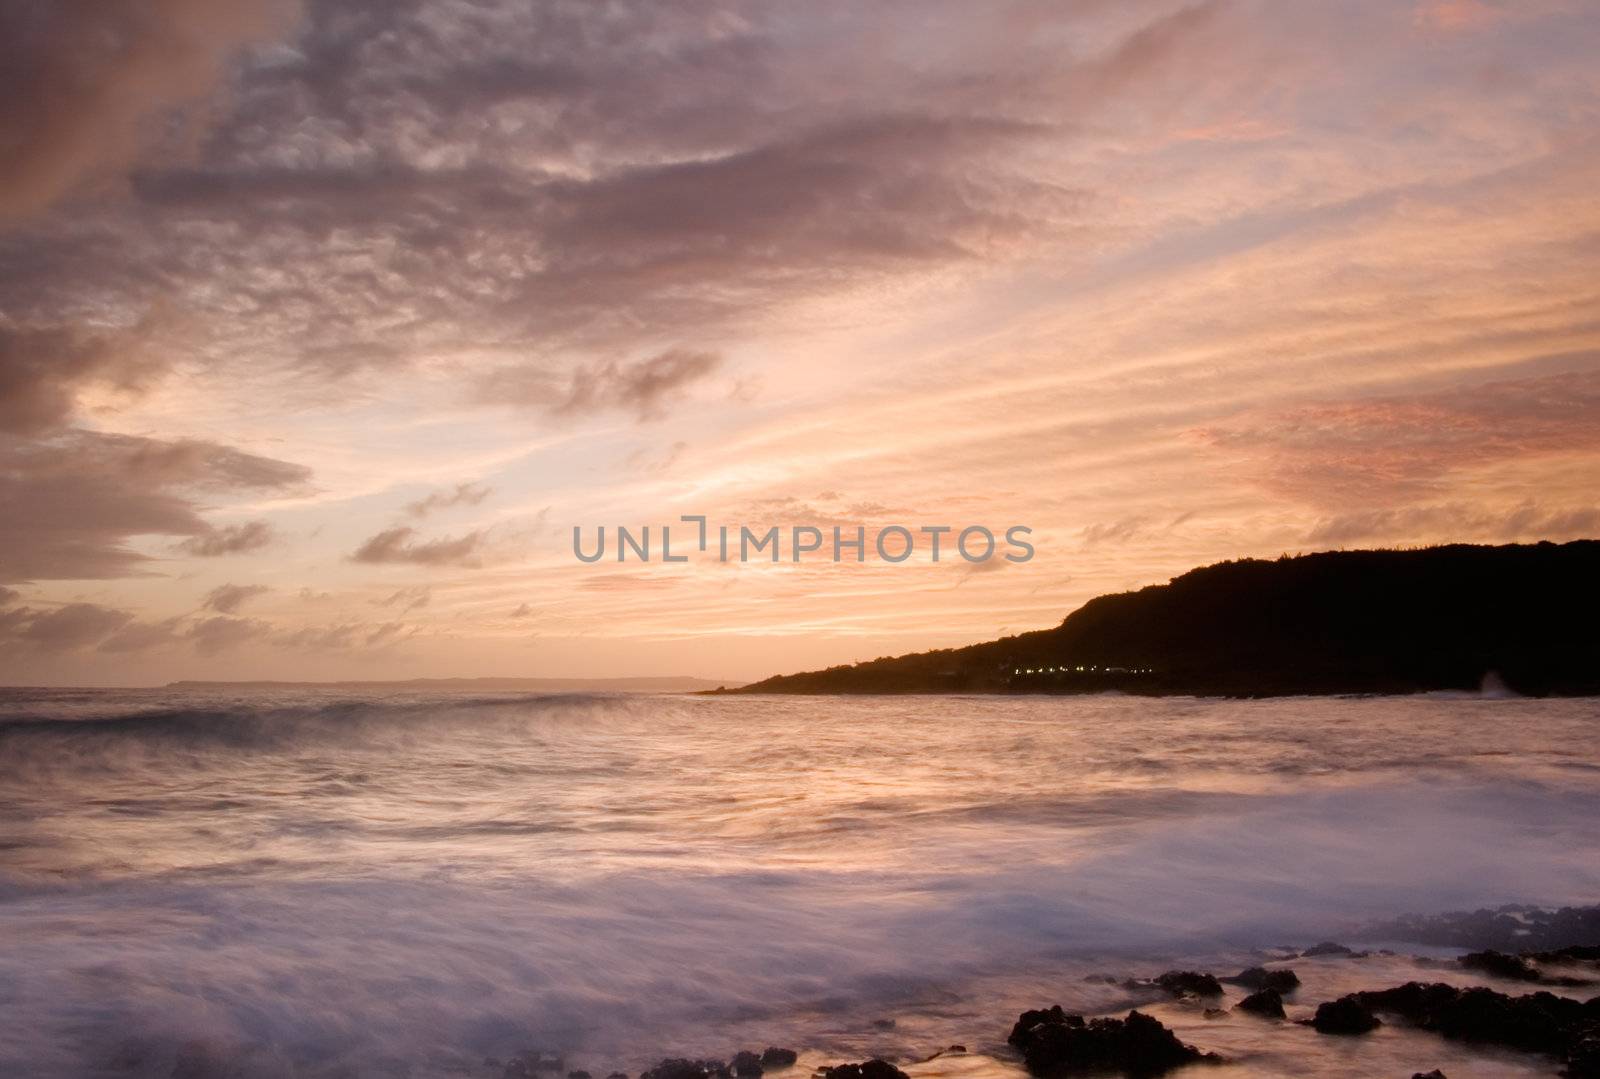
0,690,1596,1076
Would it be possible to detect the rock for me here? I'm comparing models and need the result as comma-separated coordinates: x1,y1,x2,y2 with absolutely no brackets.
607,1073,629,1079
641,1061,729,1079
731,1052,763,1078
1007,1005,1221,1076
820,1061,908,1079
1301,942,1353,957
1567,1030,1600,1078
1461,950,1542,982
1202,1008,1227,1020
871,1019,896,1031
759,1049,798,1070
569,1072,592,1079
1224,966,1301,994
1411,1071,1447,1079
1154,971,1224,998
1309,996,1380,1035
1235,989,1285,1019
1351,980,1600,1064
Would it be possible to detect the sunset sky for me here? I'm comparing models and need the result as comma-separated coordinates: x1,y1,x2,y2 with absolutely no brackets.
2,0,1598,685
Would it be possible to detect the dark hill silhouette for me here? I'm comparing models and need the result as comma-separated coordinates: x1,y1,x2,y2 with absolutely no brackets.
730,541,1600,697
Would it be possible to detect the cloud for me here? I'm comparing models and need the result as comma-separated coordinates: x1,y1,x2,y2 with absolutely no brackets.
99,616,188,653
0,433,304,582
374,585,430,612
17,602,132,651
0,318,167,434
186,614,271,656
1198,370,1600,510
350,526,483,567
1307,501,1600,546
201,582,271,613
178,521,278,557
0,0,301,218
486,349,723,421
404,482,491,518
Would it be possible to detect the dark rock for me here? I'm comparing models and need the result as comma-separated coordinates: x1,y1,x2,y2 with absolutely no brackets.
1361,903,1600,953
1567,1030,1600,1078
607,1073,629,1079
1461,950,1543,982
1235,989,1286,1019
820,1061,907,1079
731,1052,763,1078
1301,942,1353,957
1224,966,1301,994
1352,980,1600,1064
1526,944,1600,965
1202,1009,1227,1020
1007,1005,1221,1076
1411,1072,1447,1079
945,1046,965,1054
642,1061,729,1079
1154,971,1224,998
871,1019,895,1031
569,1072,592,1079
759,1049,798,1070
1309,996,1380,1035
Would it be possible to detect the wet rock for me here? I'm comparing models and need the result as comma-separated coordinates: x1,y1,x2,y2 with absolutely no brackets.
1309,995,1380,1035
759,1049,798,1070
1007,1005,1221,1076
1568,1030,1600,1078
1224,966,1301,994
1301,941,1353,957
820,1061,908,1079
642,1060,729,1079
1351,980,1600,1067
1154,971,1224,998
731,1052,763,1077
1461,950,1543,982
1235,988,1285,1019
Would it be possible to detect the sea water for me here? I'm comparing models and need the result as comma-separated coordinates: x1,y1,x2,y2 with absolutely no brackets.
1,689,1597,1077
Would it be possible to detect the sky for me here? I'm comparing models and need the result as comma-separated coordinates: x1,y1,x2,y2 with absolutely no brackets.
1,0,1598,686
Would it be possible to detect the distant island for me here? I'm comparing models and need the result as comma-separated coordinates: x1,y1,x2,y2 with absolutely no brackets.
728,541,1600,697
167,676,743,694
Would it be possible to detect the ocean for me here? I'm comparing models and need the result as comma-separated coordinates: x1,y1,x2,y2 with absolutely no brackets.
1,688,1597,1077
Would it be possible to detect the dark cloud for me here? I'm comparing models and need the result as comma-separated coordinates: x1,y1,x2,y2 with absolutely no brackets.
0,0,300,219
404,482,491,518
0,433,304,582
202,583,271,613
0,1,1124,402
178,521,278,558
350,526,483,567
17,602,132,651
